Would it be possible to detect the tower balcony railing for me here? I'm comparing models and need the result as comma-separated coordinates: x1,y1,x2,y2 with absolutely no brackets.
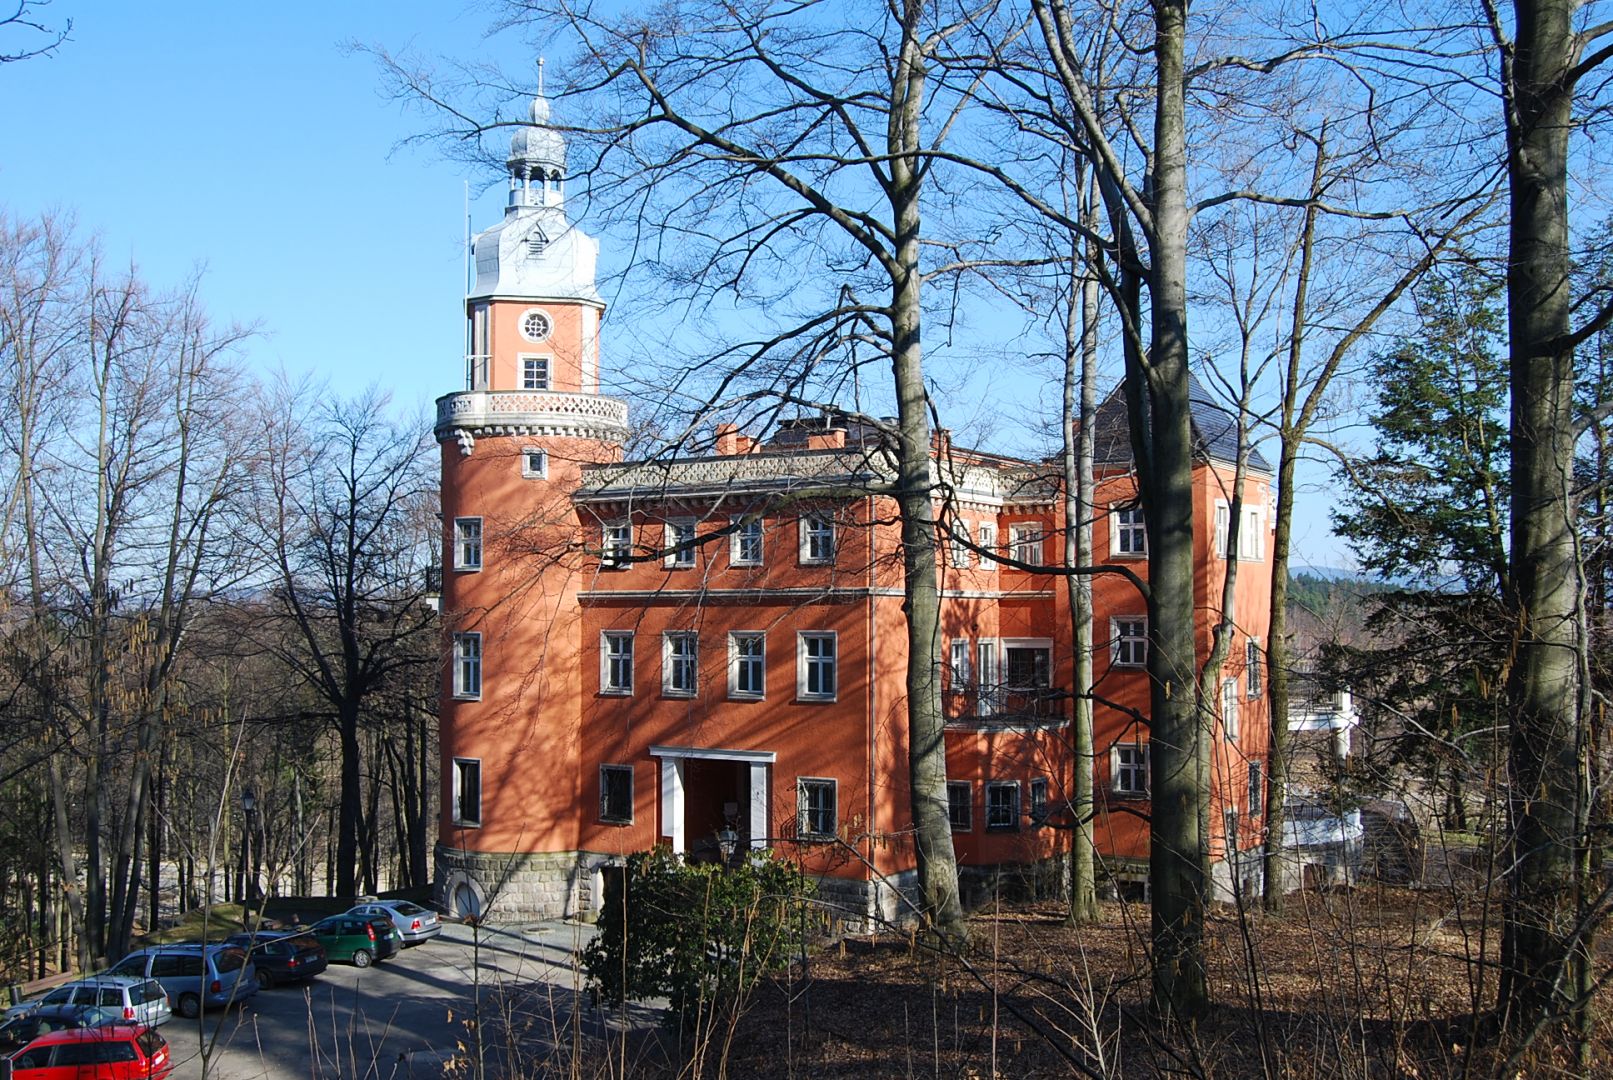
434,388,630,441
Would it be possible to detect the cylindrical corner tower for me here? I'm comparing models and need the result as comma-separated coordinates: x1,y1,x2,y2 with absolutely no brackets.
434,88,628,919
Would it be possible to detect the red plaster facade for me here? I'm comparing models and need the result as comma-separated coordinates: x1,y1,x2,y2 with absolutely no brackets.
433,96,1272,923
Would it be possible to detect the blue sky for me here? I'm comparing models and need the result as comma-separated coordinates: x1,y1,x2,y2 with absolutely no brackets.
0,1,517,411
0,2,1357,568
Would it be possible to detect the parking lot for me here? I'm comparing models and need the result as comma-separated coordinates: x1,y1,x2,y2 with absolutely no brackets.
155,919,645,1079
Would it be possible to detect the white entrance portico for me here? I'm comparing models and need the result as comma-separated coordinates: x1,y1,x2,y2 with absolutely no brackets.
650,745,774,856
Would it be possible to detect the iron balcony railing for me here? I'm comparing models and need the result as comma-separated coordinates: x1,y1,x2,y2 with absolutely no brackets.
954,683,1070,723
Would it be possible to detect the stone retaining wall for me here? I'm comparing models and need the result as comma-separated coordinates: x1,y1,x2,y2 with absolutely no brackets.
435,844,616,920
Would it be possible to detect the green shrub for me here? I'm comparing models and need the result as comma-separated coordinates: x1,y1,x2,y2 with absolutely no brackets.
583,847,811,1019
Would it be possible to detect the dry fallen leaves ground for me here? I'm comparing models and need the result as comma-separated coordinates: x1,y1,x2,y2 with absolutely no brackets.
704,885,1611,1079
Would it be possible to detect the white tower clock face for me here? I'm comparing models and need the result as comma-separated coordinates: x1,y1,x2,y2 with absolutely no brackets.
520,310,553,342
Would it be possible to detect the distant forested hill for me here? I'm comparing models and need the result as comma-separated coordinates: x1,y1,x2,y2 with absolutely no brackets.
1286,570,1391,656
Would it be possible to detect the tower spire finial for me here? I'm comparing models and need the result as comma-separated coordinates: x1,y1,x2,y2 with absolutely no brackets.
507,61,566,209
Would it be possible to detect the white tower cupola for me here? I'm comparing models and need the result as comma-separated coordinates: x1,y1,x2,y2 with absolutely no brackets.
507,66,566,209
469,65,601,306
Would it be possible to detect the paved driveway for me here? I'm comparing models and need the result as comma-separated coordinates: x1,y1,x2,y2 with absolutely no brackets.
158,920,654,1079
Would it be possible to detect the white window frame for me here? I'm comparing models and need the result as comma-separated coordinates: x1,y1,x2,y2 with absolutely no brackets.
729,632,766,700
985,781,1021,831
949,638,972,694
799,514,835,565
469,304,490,374
798,632,838,701
1246,637,1263,697
796,777,837,840
1111,617,1148,668
601,522,631,569
1008,523,1045,566
1112,743,1150,797
947,781,973,832
453,632,482,700
663,632,698,697
1214,501,1231,559
663,519,697,569
976,638,1000,715
1110,503,1147,558
454,517,483,572
601,631,634,695
452,757,482,827
1002,638,1053,690
599,764,634,824
948,526,972,569
1248,759,1265,817
1238,504,1265,561
1029,777,1049,824
519,353,552,391
521,447,548,479
1222,676,1240,741
977,523,997,571
731,517,764,567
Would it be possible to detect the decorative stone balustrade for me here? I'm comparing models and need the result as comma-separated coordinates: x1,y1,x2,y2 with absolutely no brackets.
434,390,630,444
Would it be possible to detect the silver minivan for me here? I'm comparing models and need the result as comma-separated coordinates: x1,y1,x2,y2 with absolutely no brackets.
109,943,257,1019
20,975,171,1028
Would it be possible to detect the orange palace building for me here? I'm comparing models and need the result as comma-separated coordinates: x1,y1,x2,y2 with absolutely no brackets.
433,92,1273,924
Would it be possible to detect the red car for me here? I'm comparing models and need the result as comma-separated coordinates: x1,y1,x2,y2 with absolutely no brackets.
7,1024,171,1079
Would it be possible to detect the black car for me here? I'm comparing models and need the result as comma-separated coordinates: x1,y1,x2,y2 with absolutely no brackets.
0,1004,117,1053
224,931,330,988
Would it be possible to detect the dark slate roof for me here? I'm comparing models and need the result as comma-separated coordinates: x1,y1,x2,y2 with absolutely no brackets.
1084,374,1270,473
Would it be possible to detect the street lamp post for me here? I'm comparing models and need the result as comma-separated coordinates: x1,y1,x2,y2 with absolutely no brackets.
241,788,258,906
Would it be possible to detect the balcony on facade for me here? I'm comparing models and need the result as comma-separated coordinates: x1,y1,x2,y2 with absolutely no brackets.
951,684,1071,729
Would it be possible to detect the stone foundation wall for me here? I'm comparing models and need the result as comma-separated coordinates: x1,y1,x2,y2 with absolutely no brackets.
810,857,1070,934
959,857,1068,909
811,870,924,934
435,844,617,921
438,844,1078,931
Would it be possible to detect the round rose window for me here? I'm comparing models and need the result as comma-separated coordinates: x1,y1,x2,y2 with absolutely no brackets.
520,310,552,342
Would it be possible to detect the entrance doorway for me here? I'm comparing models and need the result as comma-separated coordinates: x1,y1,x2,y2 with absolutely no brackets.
650,745,774,858
682,758,751,863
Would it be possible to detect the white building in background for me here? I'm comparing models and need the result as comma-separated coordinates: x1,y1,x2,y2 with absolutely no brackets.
1275,687,1364,891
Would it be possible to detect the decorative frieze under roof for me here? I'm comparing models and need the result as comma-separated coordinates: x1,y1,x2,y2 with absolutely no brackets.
574,445,1057,509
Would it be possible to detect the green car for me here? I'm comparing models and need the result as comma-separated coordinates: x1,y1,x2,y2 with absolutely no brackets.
306,915,402,968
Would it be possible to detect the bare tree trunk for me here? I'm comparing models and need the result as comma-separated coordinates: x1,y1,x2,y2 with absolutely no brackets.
1063,189,1100,924
1496,0,1592,1034
338,699,362,898
1261,145,1325,913
1129,0,1211,1021
407,703,429,887
148,758,163,933
887,3,965,942
294,770,309,895
106,725,155,960
46,755,89,973
363,727,382,894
